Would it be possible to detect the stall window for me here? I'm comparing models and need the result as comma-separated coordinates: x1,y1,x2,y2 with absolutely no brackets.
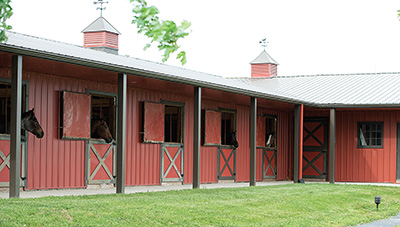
142,101,184,144
256,115,277,148
91,94,116,139
357,122,383,148
0,82,27,135
164,105,183,143
265,116,277,148
221,111,236,146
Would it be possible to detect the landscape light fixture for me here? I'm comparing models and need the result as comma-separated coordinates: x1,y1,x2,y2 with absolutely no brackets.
375,196,381,211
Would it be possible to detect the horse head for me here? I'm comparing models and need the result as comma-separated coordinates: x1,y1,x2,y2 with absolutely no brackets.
229,131,239,148
21,108,44,138
91,119,113,143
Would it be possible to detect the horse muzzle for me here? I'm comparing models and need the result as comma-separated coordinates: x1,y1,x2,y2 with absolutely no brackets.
36,130,44,138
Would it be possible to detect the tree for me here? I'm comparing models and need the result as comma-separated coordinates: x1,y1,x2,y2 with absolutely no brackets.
131,0,191,64
0,0,191,64
0,0,12,42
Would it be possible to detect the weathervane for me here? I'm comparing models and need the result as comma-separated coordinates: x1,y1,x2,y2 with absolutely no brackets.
259,38,269,50
94,0,108,17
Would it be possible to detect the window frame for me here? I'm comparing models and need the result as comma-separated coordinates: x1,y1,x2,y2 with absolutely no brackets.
218,108,237,147
264,114,278,150
357,121,383,149
162,100,184,144
87,90,117,141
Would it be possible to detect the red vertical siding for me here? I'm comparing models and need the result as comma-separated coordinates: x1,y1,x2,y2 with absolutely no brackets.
335,110,399,183
23,72,116,190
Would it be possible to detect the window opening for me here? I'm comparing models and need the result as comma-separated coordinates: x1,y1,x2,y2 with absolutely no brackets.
164,105,183,143
357,122,383,148
0,82,26,135
91,94,116,140
221,111,236,146
265,116,277,148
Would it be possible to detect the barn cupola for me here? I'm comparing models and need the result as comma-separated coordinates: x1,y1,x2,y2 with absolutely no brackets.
81,16,121,55
250,39,279,78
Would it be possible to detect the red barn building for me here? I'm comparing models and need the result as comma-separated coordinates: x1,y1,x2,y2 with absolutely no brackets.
1,17,400,197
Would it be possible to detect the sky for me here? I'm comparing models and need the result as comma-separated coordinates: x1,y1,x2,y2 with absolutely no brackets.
7,0,400,77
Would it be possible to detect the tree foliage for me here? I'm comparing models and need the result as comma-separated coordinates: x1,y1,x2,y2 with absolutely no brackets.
0,0,12,42
130,0,191,64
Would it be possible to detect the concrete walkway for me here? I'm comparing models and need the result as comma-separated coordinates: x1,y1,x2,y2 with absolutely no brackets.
0,181,292,199
357,212,400,227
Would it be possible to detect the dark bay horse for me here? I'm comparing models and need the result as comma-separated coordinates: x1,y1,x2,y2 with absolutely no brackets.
21,108,44,138
228,131,239,148
91,119,113,143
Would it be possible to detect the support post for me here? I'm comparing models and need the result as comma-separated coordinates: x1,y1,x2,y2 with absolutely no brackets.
293,104,304,183
329,108,336,184
116,73,127,194
293,105,300,183
250,97,257,186
193,87,201,189
299,104,304,182
9,55,22,198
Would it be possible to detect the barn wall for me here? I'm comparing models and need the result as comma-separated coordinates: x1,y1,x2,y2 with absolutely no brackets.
335,110,399,183
125,87,194,186
0,66,295,189
25,71,116,190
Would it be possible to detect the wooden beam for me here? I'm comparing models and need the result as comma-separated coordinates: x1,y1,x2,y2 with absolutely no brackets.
250,97,257,186
193,87,201,189
116,73,127,194
9,55,22,198
329,108,336,184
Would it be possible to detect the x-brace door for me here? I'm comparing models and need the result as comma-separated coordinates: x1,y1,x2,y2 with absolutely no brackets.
262,148,277,179
303,117,328,179
86,140,116,185
161,143,184,182
217,145,236,181
0,139,27,187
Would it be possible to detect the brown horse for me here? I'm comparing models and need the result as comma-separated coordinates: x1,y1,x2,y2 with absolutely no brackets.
21,108,44,138
228,131,239,148
91,119,113,143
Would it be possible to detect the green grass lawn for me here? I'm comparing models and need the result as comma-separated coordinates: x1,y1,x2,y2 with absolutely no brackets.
0,183,400,226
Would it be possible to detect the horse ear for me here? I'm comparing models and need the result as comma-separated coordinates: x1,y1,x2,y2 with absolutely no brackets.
31,108,34,112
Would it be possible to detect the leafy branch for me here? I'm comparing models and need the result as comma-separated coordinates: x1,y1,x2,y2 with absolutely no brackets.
0,0,12,42
130,0,191,64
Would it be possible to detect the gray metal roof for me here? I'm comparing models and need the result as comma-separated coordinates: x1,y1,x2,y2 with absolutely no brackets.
235,73,400,107
81,17,121,34
250,50,279,65
1,31,399,108
0,31,302,104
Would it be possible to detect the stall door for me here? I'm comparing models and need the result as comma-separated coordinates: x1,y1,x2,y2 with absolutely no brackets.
262,148,277,179
86,140,116,185
161,143,184,182
0,138,26,187
303,118,328,179
217,145,236,181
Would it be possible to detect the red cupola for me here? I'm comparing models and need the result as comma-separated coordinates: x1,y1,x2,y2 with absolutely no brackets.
82,17,120,55
250,50,279,78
